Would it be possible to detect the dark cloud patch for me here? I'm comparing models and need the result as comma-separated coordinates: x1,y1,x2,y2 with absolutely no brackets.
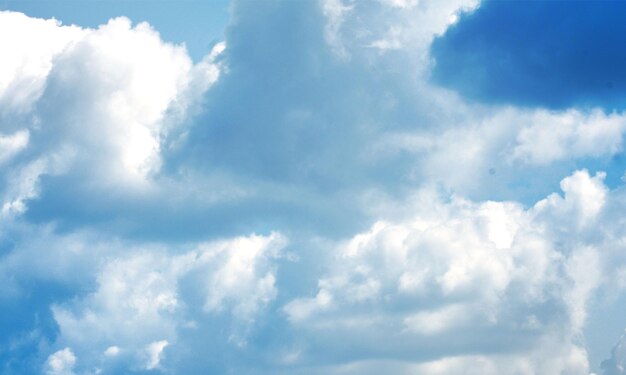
430,0,626,109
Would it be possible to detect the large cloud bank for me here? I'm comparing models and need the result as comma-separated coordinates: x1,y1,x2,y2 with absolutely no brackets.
2,1,626,374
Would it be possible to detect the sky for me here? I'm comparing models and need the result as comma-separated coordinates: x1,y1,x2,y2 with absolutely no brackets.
2,0,626,374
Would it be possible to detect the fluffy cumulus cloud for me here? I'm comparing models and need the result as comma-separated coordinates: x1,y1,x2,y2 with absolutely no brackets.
45,348,76,375
2,1,626,374
47,232,285,374
283,170,609,374
0,10,221,229
0,12,84,114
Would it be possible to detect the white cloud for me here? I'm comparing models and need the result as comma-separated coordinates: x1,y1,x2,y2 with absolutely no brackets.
321,0,353,59
512,109,626,165
283,169,607,373
285,289,334,323
50,250,184,364
375,106,626,199
383,0,419,9
35,16,207,183
348,0,480,56
144,340,168,370
532,170,608,233
403,304,469,335
202,232,287,321
318,341,589,375
3,2,626,374
1,157,47,218
0,11,223,226
0,130,29,164
103,346,120,358
49,232,285,372
45,347,76,375
410,342,591,375
0,12,85,114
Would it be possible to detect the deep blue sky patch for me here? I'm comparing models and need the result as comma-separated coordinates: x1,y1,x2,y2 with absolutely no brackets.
431,0,626,109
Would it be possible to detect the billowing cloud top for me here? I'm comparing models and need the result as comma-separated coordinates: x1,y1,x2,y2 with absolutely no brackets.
2,1,626,374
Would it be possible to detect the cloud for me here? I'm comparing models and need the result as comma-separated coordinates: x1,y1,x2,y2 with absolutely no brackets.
31,16,215,183
0,12,84,115
0,130,28,164
0,11,221,235
409,106,626,201
144,340,168,371
47,232,285,373
201,233,286,322
103,346,120,358
282,170,607,373
3,2,626,374
314,343,590,375
45,348,76,375
512,109,626,165
7,0,624,240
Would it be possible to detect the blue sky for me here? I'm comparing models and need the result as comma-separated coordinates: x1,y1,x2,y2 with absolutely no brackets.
431,1,626,110
2,1,626,374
